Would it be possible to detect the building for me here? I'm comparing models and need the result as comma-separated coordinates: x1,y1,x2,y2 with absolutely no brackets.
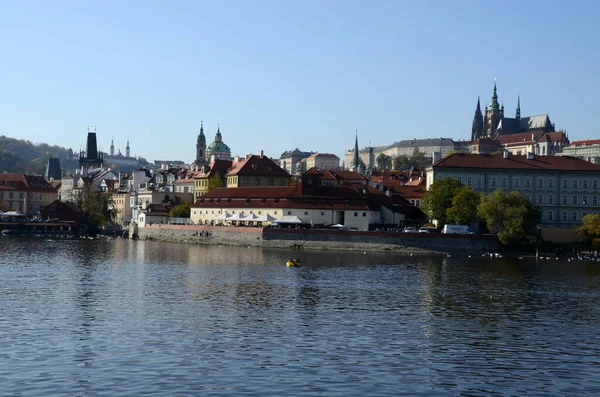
279,148,314,175
383,138,456,160
78,127,104,170
137,204,171,227
472,81,558,140
194,122,208,166
497,131,569,157
190,173,424,230
0,173,58,214
305,153,340,170
560,140,600,164
193,159,233,200
370,170,426,208
314,169,368,186
225,152,291,188
101,138,139,172
427,152,600,228
40,200,85,225
205,124,232,161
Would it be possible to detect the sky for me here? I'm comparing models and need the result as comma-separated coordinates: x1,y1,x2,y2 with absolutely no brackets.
1,0,598,164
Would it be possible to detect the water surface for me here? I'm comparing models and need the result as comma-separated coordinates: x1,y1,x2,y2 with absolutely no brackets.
1,238,599,395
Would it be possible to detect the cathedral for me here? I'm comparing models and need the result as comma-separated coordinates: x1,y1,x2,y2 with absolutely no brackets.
195,122,232,165
471,81,555,141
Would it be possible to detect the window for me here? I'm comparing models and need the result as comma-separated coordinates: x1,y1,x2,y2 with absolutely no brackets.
243,177,248,185
548,211,553,221
268,177,274,186
502,177,507,187
594,181,598,189
584,180,588,188
280,178,286,186
573,212,577,221
437,176,443,181
594,196,598,206
573,196,578,205
563,179,568,188
477,176,482,186
574,180,578,189
457,176,462,184
304,211,308,215
320,212,324,216
583,212,588,219
583,195,588,205
467,177,472,185
19,192,24,199
254,178,260,185
548,179,554,188
491,177,497,187
287,211,291,215
8,192,13,199
354,212,358,217
548,195,553,204
562,195,567,205
562,211,567,221
525,178,531,187
515,178,520,187
537,194,543,204
362,212,367,217
538,178,543,188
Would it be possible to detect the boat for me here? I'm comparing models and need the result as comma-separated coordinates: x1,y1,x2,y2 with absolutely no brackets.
286,258,302,267
1,229,18,236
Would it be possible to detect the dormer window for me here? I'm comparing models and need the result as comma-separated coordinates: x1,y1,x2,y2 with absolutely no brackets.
252,164,258,170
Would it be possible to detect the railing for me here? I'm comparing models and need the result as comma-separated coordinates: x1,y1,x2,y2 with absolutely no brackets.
169,218,191,225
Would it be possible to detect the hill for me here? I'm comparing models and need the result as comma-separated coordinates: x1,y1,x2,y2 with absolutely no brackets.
0,135,78,175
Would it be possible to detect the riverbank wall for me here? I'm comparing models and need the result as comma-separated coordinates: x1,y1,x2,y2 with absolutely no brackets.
138,225,501,254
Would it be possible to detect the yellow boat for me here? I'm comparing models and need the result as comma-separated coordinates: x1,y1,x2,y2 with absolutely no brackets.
286,258,302,267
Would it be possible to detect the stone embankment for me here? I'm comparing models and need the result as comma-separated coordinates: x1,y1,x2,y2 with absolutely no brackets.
138,225,501,254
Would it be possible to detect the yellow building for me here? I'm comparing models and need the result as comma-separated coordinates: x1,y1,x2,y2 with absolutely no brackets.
225,153,291,188
305,153,340,170
193,159,232,200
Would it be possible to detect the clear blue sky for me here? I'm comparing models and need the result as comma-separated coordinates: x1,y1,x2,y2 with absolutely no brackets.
1,0,598,164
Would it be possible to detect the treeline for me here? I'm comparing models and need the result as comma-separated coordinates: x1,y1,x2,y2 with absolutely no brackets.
375,148,432,171
0,135,78,174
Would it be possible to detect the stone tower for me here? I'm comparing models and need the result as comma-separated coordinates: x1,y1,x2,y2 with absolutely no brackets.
484,80,504,136
195,121,207,166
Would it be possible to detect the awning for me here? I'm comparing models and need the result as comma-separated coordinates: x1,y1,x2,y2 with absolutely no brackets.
255,214,278,222
213,212,230,220
274,215,304,224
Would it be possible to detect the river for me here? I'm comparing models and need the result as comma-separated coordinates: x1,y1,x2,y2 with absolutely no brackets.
1,237,599,396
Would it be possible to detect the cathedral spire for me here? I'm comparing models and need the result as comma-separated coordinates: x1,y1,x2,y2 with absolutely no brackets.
516,95,521,120
353,130,360,171
490,79,500,110
471,97,484,141
126,138,130,157
110,137,115,156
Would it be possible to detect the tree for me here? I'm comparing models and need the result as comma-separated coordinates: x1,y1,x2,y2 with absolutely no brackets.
577,214,600,248
376,153,393,171
447,186,480,225
478,190,541,246
208,171,224,192
393,154,410,170
82,191,115,230
421,178,464,226
170,203,191,218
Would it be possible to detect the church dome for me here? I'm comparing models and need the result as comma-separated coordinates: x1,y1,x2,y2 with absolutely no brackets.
206,141,231,153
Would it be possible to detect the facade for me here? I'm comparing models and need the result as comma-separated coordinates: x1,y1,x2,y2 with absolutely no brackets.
383,138,456,159
205,125,232,161
472,81,557,140
305,153,340,170
112,192,132,227
0,174,58,214
137,204,171,227
279,148,314,175
560,140,600,164
497,131,569,156
102,138,138,171
427,152,600,228
193,159,233,200
226,153,291,188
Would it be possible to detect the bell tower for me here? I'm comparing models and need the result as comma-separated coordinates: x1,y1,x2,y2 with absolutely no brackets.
195,121,207,165
484,79,504,136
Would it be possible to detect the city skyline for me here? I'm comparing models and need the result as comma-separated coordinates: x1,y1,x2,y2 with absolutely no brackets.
1,0,598,163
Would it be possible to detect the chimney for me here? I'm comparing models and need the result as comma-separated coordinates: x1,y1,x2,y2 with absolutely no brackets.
527,152,534,160
257,150,264,159
503,150,509,159
234,155,240,162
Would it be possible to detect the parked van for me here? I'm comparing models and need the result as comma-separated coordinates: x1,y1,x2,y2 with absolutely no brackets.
442,225,475,234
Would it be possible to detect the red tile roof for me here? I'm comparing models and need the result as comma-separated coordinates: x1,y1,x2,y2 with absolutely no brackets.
0,174,57,192
226,155,289,177
568,139,600,147
434,153,600,171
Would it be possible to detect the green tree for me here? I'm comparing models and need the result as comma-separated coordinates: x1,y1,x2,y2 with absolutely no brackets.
393,154,410,170
447,186,480,225
208,171,224,192
478,190,541,246
376,153,393,171
421,178,463,226
170,203,191,218
577,214,600,248
82,191,115,230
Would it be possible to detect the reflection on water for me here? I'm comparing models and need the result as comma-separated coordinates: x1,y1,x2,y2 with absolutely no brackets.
1,237,599,395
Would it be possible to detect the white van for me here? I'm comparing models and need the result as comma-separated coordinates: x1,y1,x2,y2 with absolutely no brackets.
443,225,475,234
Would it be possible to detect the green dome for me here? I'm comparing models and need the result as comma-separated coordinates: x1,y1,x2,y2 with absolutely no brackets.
206,141,231,153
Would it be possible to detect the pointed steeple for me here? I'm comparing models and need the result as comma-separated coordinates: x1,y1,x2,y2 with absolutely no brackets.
110,138,115,156
215,124,222,143
195,121,207,165
516,95,521,120
126,138,130,157
471,97,484,140
490,79,500,110
353,130,360,171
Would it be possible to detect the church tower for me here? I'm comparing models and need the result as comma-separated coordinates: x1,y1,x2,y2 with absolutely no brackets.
516,95,521,120
110,138,115,156
471,97,484,140
126,138,130,157
484,80,504,136
195,121,207,166
353,131,360,172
